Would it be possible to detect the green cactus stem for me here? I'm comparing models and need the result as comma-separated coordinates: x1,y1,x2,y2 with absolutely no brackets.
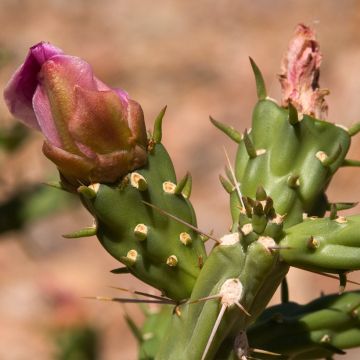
279,214,360,274
76,124,206,300
217,60,351,230
247,291,360,359
156,196,288,360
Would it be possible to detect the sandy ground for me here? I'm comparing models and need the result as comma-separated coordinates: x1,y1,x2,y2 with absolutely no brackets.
1,0,360,359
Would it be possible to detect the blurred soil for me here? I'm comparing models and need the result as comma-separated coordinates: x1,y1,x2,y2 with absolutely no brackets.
1,0,360,359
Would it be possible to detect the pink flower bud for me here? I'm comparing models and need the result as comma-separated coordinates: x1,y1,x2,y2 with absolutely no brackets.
4,42,147,187
279,24,329,119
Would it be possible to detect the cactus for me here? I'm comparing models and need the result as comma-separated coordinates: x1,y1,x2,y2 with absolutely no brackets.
4,24,360,360
247,291,360,359
76,127,207,300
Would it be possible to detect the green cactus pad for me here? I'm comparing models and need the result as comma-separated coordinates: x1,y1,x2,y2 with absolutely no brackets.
248,291,360,359
229,99,351,228
279,214,360,273
79,143,206,301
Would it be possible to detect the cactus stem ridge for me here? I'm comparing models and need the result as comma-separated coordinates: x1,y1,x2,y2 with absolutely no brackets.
142,200,221,243
130,172,148,191
224,146,245,209
209,116,242,143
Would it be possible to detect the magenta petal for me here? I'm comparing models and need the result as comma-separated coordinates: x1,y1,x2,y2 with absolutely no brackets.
32,86,62,147
113,88,129,106
3,42,63,128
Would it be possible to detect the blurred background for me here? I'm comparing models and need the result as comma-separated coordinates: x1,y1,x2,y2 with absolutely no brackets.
0,0,360,359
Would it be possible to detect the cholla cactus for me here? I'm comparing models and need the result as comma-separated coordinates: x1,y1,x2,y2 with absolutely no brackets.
4,24,360,359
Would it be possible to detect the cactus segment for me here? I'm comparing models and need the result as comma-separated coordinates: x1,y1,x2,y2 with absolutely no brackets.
279,215,360,273
156,196,289,360
79,143,206,301
249,57,267,100
156,236,287,359
209,116,242,143
247,291,360,359
230,99,351,228
156,238,247,360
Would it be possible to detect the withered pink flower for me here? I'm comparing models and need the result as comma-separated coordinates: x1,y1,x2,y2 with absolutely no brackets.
4,42,147,187
279,24,329,119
